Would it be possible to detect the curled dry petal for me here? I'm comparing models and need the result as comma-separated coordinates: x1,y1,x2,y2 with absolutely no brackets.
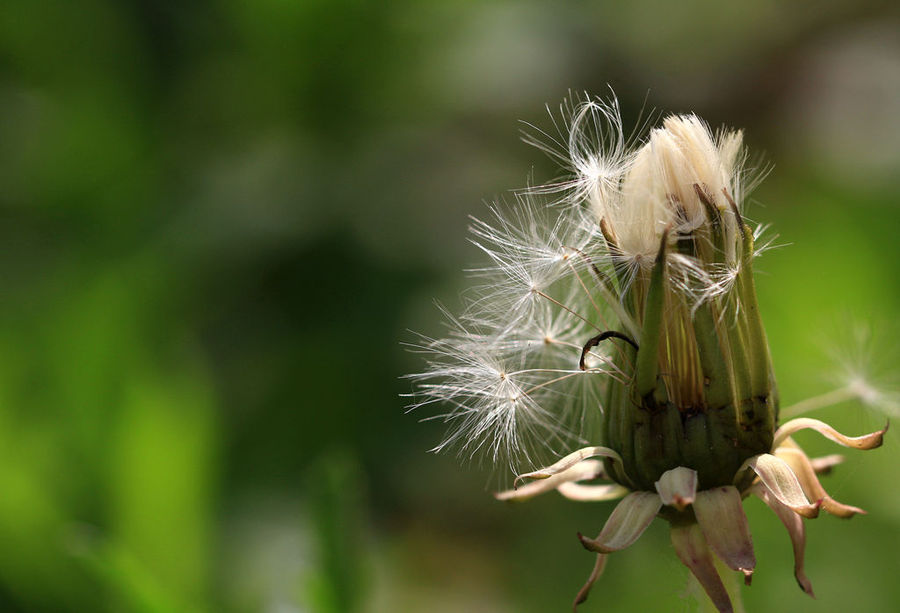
751,483,815,597
809,454,845,474
655,466,698,510
572,553,607,612
773,418,888,450
775,437,845,473
513,446,624,488
496,460,604,502
557,482,630,502
693,486,756,583
671,522,733,613
578,492,662,553
737,454,820,518
775,447,865,518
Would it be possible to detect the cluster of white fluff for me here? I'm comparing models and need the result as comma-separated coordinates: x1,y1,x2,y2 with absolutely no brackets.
406,93,762,470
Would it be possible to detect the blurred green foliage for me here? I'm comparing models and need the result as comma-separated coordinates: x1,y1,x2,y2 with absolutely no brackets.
1,0,899,612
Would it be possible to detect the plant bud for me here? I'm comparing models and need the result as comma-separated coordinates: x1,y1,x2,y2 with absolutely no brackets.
598,116,775,490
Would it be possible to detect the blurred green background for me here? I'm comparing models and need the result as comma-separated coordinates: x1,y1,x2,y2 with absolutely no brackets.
1,1,899,612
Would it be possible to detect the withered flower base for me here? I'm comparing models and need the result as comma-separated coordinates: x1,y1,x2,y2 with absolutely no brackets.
498,416,885,611
408,94,888,612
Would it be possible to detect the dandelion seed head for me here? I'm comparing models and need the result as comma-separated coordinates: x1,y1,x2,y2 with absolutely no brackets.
405,89,891,613
407,91,772,471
